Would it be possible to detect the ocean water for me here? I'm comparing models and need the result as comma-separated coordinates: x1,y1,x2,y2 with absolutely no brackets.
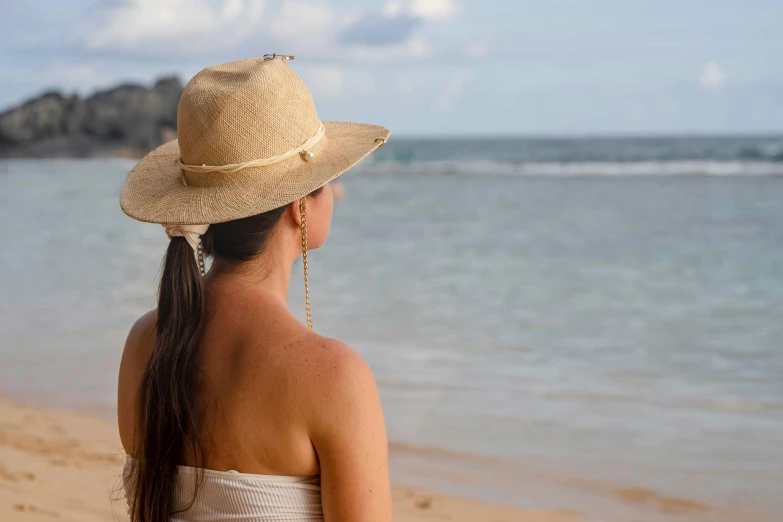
1,136,782,522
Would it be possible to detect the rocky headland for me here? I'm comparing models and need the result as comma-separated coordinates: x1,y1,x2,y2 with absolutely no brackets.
0,77,182,158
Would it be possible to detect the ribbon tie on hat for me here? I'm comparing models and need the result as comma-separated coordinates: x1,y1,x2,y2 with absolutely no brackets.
162,224,210,251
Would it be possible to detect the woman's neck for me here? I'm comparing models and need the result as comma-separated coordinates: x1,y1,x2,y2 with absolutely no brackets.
205,233,300,306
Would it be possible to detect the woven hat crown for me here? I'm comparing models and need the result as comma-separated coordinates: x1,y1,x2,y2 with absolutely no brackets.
177,58,320,169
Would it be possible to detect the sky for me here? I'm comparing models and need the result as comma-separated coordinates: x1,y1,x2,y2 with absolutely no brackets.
1,0,782,135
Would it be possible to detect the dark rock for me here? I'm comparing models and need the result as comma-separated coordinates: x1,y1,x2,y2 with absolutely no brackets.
0,76,184,158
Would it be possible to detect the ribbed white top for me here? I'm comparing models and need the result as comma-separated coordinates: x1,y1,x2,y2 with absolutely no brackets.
123,455,323,521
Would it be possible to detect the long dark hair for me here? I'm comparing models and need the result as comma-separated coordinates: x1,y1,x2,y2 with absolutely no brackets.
128,189,320,522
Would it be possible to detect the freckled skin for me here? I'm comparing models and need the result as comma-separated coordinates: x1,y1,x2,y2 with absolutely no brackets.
118,183,393,522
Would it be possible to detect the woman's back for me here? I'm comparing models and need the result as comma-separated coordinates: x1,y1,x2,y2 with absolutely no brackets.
119,272,391,521
120,281,320,476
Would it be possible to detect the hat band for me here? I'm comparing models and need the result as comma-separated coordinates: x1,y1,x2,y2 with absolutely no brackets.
176,122,325,183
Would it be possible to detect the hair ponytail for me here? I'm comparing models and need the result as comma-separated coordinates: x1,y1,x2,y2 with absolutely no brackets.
126,187,323,521
129,236,205,522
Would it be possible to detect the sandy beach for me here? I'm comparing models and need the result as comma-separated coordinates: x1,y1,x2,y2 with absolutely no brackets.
0,398,580,522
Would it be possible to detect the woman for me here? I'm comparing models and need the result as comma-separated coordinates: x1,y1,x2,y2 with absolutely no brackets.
117,55,392,522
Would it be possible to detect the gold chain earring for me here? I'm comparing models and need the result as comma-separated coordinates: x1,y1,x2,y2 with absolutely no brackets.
299,196,313,330
197,243,206,276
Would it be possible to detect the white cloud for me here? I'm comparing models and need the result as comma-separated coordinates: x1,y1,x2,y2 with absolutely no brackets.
268,1,430,62
381,1,405,17
83,0,265,52
343,38,432,63
339,0,458,49
298,65,343,98
78,0,457,66
62,0,458,107
339,10,363,28
381,0,460,21
406,0,460,20
270,1,336,48
297,66,381,101
699,62,726,90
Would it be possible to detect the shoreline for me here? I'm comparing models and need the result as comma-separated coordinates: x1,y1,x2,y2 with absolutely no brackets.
0,397,581,522
1,390,772,522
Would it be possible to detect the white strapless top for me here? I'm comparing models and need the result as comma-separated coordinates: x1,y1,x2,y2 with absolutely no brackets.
123,455,323,521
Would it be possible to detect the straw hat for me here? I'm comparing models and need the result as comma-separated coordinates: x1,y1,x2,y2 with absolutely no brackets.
120,55,390,225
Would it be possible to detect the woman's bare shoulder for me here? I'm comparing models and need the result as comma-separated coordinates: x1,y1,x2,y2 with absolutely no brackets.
295,334,375,388
117,309,157,452
120,310,158,369
292,334,382,430
126,310,157,348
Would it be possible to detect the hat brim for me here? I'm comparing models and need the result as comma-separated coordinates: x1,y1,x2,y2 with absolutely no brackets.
120,121,390,225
